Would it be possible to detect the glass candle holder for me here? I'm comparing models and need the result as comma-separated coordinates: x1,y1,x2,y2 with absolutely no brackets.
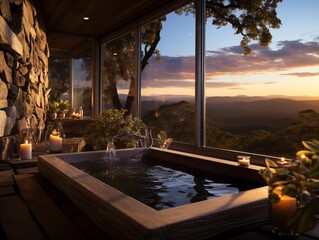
269,186,298,237
19,128,33,160
237,155,250,167
45,122,65,153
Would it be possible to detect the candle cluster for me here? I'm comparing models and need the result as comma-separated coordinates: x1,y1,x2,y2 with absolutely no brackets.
71,112,81,119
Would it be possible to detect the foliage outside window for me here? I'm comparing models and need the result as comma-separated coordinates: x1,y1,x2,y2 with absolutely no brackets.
204,0,319,158
100,0,319,160
140,5,196,145
101,31,137,115
48,58,70,103
73,49,93,117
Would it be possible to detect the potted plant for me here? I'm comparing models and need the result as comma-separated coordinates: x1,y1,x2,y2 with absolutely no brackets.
84,108,147,150
56,100,70,119
48,101,59,119
259,139,319,236
157,130,173,149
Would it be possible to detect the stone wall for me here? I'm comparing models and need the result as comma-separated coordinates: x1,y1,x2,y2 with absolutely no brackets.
0,0,49,160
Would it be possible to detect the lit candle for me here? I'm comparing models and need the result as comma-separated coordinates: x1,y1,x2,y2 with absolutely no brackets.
49,133,63,153
278,157,288,165
72,112,81,119
20,140,32,160
238,156,250,166
271,192,297,232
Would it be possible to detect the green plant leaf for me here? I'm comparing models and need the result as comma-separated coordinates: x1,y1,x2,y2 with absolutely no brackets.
269,193,280,204
265,158,277,168
288,206,317,234
303,140,319,153
308,161,319,178
297,150,313,157
258,169,272,184
282,184,298,197
276,167,290,175
305,180,319,188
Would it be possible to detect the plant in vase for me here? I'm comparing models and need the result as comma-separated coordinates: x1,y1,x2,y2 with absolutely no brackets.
48,100,70,119
84,108,146,150
56,100,70,119
259,139,319,236
48,101,59,119
157,130,173,149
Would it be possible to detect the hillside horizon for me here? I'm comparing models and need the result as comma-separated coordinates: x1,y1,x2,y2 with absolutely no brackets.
140,96,319,134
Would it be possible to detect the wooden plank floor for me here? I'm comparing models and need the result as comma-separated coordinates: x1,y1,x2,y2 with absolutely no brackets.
0,161,109,240
15,174,87,240
0,195,45,240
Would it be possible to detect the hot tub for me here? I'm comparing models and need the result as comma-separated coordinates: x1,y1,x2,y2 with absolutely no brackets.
38,148,268,240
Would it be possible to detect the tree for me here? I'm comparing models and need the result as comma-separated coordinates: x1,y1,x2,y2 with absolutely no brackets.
48,58,70,102
103,0,282,112
177,0,282,54
102,18,164,114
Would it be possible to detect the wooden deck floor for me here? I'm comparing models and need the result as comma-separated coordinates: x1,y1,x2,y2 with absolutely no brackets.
0,157,318,240
0,160,109,240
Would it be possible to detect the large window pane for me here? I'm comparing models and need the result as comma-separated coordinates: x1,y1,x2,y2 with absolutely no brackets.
48,58,70,102
101,32,137,115
73,49,93,117
141,3,196,145
205,0,319,158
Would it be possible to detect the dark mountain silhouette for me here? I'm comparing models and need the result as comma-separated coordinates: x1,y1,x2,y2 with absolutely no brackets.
206,97,319,134
141,96,319,134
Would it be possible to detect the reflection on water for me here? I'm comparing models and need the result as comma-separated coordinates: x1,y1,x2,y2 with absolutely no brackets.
71,158,240,210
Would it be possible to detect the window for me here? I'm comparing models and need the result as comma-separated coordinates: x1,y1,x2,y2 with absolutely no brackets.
98,0,319,160
101,31,137,115
48,58,70,103
205,0,319,158
140,4,196,144
73,49,93,117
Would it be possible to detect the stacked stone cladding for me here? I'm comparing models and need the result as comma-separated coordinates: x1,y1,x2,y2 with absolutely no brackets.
0,0,49,160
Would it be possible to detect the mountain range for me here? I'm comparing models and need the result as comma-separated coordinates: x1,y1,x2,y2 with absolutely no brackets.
141,96,319,134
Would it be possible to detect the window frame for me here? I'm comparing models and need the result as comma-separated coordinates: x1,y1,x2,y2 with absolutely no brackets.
96,0,282,166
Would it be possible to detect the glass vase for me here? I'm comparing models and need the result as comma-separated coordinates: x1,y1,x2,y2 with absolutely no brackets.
19,128,33,160
45,122,65,153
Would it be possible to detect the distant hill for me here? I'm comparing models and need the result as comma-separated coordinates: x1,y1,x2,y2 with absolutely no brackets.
206,97,319,134
141,96,319,134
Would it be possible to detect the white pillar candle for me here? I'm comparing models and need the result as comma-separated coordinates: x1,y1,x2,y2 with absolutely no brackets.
20,140,32,160
49,134,63,152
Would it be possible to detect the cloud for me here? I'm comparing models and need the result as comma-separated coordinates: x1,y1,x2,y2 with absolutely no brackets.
205,39,319,75
281,72,319,77
264,82,276,84
141,37,319,89
142,55,195,81
141,78,194,88
206,81,247,88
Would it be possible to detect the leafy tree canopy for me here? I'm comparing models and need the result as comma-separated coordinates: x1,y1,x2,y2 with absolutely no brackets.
177,0,282,54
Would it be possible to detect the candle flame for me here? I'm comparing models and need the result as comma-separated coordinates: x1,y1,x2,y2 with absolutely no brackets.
25,140,28,144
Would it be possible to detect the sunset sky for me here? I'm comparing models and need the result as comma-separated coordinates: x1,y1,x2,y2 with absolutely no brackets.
140,0,319,99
